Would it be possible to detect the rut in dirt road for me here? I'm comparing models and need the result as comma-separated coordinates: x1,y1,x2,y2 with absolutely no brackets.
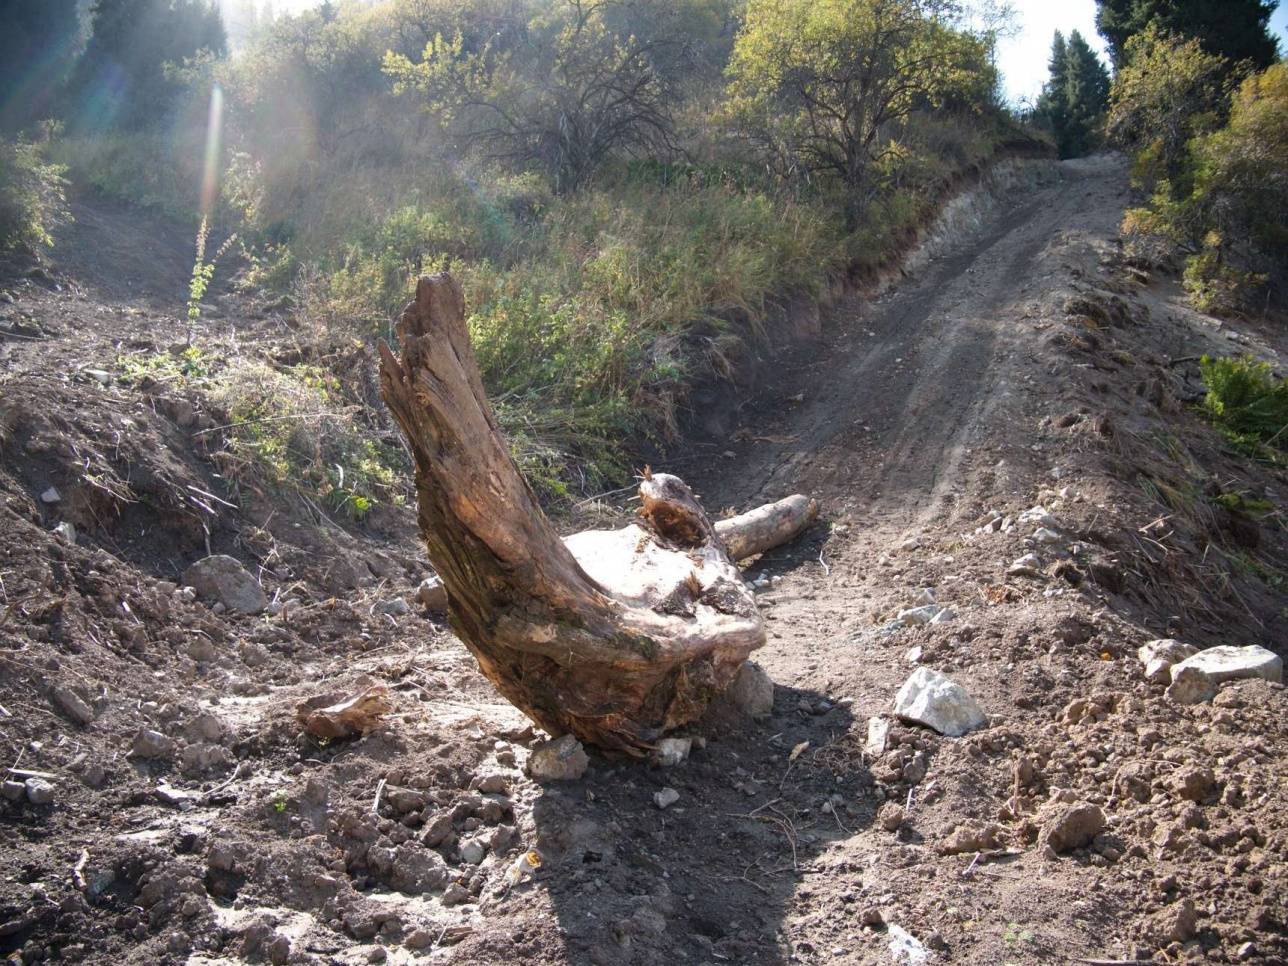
700,157,1129,532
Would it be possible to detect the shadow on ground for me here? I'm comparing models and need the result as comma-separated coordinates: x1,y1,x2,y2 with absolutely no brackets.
529,685,870,964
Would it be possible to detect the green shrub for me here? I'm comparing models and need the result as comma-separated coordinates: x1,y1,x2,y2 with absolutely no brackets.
0,136,69,252
1199,354,1288,457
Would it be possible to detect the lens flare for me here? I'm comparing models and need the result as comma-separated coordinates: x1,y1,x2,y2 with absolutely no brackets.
200,83,225,216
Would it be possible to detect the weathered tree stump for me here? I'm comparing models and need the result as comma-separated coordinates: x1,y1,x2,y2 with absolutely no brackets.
379,273,816,753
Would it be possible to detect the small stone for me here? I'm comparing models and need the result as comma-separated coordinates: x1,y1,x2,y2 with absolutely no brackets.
1007,553,1043,578
50,685,95,726
878,803,905,831
653,787,680,809
416,576,448,611
183,555,267,615
1138,639,1199,684
83,368,112,385
1032,527,1061,544
721,660,774,717
24,778,55,805
526,734,589,782
459,838,486,865
1018,506,1059,529
654,737,692,768
130,729,175,759
905,646,923,664
929,607,956,624
1236,942,1256,961
53,521,76,543
406,929,434,950
902,751,929,784
441,882,469,906
865,716,892,756
1040,802,1105,854
473,773,509,795
897,604,940,626
40,487,61,504
1166,645,1282,705
373,598,411,617
1,781,25,801
892,667,987,737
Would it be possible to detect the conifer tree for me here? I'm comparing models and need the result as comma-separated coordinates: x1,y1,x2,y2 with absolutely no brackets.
0,0,83,132
1037,29,1111,158
1095,0,1279,70
69,0,227,131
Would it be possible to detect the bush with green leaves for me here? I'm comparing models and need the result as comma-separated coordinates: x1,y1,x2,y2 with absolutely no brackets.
0,136,69,253
1199,355,1288,457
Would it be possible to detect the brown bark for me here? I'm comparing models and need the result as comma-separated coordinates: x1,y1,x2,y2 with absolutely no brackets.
380,274,789,754
716,495,819,562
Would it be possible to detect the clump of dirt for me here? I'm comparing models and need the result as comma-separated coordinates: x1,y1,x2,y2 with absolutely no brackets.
1,159,1285,966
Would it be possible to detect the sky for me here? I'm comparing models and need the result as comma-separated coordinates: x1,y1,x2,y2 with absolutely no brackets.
998,0,1288,106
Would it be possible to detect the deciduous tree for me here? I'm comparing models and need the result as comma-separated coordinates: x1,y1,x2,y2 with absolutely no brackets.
723,0,993,226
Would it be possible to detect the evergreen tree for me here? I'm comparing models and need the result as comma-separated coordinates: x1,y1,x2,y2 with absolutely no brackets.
1037,29,1111,158
68,0,227,131
1095,0,1279,70
0,0,84,132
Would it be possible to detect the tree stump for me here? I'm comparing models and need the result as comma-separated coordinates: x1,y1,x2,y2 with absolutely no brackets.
379,273,815,753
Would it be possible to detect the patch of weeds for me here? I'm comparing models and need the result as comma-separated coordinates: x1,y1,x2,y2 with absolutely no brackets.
118,345,211,385
207,360,407,519
1199,355,1288,461
1002,922,1034,945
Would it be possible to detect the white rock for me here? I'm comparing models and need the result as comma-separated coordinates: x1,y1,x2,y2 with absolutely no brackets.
892,667,987,737
914,587,936,606
1019,506,1059,529
53,521,76,543
654,737,692,768
459,837,486,865
373,597,411,617
899,536,922,551
1007,553,1043,577
40,487,61,504
897,605,940,626
653,787,680,809
1137,639,1199,684
526,734,589,781
416,576,448,611
24,778,56,805
905,645,923,664
929,607,956,624
1166,645,1283,705
1032,527,1061,544
865,716,892,756
183,555,267,615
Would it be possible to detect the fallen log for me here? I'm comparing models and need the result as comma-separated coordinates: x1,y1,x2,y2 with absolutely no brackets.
716,494,819,562
379,273,817,753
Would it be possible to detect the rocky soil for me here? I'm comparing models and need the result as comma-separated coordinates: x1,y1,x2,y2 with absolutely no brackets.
1,157,1285,965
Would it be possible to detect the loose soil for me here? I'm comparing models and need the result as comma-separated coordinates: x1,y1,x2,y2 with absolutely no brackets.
0,157,1284,966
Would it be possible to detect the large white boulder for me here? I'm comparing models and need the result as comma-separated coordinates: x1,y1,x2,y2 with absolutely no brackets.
892,667,987,737
1166,645,1283,705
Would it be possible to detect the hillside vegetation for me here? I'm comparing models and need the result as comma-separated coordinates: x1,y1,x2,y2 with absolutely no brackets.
3,0,1031,503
